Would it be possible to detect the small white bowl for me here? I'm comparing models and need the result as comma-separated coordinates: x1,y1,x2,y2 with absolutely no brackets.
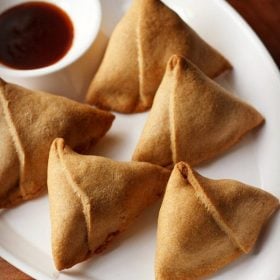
0,0,102,99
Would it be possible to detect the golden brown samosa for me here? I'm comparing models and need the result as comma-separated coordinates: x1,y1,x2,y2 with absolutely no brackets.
48,138,170,270
0,79,114,208
86,0,231,113
133,55,264,167
156,162,279,280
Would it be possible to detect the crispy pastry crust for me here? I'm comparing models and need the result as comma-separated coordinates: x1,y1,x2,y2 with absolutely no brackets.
155,162,279,279
48,138,171,270
0,79,114,208
86,0,232,113
133,55,264,167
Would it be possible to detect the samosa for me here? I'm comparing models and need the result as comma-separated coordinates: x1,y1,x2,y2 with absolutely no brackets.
133,55,264,167
86,0,231,113
156,162,279,279
0,79,114,208
48,138,170,270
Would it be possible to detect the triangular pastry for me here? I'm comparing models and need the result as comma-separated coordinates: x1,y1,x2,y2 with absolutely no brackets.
156,162,279,280
0,79,114,208
48,138,171,270
133,55,264,167
86,0,231,113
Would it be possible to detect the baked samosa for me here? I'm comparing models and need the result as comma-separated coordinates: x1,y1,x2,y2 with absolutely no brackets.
86,0,231,113
156,162,279,280
0,79,114,208
133,55,264,167
48,138,170,270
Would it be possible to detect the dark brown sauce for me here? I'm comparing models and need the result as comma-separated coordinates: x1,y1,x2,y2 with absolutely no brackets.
0,2,74,70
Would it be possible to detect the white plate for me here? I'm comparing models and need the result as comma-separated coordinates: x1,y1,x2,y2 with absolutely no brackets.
1,0,280,279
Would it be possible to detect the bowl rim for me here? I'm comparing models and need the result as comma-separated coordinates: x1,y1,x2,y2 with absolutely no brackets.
0,0,102,78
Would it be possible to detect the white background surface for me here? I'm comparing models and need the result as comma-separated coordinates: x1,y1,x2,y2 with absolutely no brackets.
0,0,280,279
